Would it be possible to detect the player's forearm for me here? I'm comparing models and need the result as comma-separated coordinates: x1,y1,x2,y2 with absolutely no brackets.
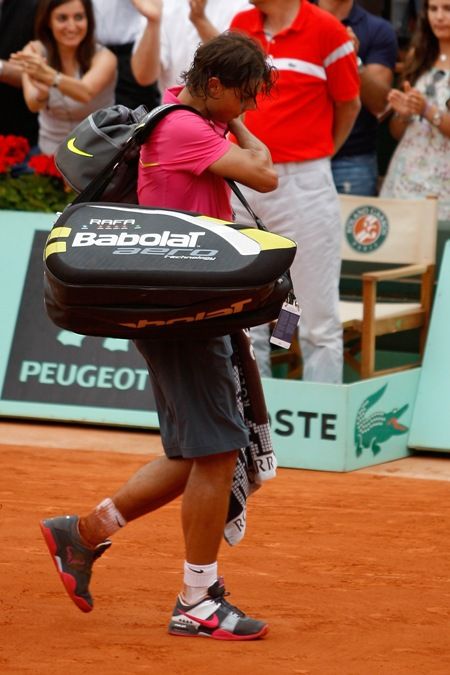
332,97,361,154
228,118,272,163
131,19,161,86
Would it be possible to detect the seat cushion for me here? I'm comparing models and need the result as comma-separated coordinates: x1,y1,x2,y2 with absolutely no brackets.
339,300,422,326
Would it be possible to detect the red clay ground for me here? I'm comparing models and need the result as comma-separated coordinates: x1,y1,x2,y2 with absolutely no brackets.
1,422,450,675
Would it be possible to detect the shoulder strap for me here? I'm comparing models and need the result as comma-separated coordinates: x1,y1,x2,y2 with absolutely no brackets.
226,179,268,232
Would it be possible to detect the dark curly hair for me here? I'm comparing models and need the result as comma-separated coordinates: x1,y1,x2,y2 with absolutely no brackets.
181,31,276,102
401,0,440,85
34,0,96,75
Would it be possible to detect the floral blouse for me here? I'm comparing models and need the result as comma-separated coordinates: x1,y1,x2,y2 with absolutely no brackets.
380,67,450,221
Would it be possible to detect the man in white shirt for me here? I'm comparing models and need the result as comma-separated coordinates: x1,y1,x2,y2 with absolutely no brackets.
131,0,251,95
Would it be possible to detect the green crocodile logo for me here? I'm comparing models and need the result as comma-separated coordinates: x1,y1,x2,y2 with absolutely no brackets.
354,383,409,457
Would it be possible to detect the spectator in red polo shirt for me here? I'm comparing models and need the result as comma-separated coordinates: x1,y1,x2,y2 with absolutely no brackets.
228,0,361,383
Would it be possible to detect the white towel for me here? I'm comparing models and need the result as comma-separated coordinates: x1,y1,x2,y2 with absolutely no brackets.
224,330,277,546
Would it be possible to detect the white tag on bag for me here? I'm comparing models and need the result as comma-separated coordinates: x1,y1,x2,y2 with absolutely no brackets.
270,299,301,349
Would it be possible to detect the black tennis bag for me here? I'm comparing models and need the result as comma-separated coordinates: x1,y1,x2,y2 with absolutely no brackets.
44,201,296,339
46,102,297,339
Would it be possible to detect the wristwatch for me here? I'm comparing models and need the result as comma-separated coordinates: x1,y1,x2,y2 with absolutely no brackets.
52,71,62,88
431,109,443,127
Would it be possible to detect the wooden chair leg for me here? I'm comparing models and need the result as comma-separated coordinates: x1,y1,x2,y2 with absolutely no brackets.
270,332,302,379
361,279,377,379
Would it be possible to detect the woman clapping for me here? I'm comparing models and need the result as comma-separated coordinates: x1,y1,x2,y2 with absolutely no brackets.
381,0,450,219
11,0,117,155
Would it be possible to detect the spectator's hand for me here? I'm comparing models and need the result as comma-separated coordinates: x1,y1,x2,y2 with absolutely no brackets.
189,0,208,24
388,81,427,118
10,50,54,87
25,40,42,56
403,81,427,116
346,26,360,54
131,0,162,21
388,84,413,117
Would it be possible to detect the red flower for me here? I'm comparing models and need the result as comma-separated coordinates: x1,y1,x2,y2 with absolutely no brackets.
28,154,63,180
0,155,11,174
0,135,30,169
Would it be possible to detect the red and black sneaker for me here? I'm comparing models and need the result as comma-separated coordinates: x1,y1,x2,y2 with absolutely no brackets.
40,515,111,613
168,577,268,640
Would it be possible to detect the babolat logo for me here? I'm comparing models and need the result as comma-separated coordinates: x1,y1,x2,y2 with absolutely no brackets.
120,299,253,329
345,205,388,253
73,230,205,247
72,230,217,259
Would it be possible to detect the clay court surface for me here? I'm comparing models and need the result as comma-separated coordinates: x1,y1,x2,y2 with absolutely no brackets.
1,421,450,675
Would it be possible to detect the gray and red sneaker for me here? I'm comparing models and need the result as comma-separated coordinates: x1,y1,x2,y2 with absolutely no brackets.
168,577,268,640
40,515,111,613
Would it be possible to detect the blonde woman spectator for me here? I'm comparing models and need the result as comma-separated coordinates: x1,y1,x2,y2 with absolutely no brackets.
11,0,117,154
380,0,450,220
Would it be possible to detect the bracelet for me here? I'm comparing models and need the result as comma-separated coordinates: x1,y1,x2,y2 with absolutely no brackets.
52,71,62,88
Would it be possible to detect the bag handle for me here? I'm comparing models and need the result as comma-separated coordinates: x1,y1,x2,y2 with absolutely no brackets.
227,178,296,306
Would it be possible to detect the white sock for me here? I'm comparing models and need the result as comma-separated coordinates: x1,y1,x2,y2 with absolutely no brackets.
182,561,218,605
92,497,127,540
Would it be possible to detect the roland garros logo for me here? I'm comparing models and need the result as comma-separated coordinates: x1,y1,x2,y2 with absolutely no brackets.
345,206,389,253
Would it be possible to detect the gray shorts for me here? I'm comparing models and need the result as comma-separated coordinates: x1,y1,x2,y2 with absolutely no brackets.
134,336,249,459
